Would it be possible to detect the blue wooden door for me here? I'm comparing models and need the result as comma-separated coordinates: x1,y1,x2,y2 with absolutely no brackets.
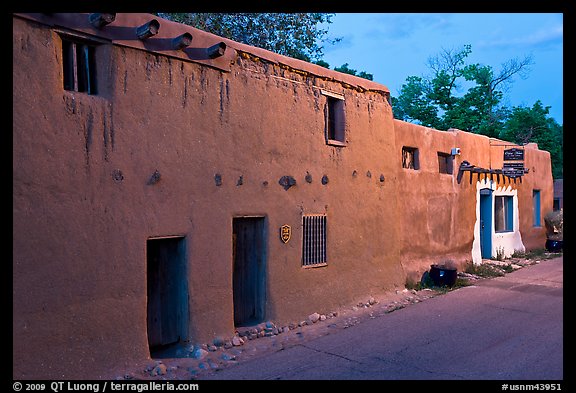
480,189,492,259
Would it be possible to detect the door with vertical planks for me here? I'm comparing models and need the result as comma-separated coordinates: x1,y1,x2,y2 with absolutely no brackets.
233,217,267,327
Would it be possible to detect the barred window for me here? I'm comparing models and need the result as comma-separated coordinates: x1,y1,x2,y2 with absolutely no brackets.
302,214,327,267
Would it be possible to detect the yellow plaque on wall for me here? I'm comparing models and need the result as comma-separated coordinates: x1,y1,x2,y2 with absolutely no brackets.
280,225,291,244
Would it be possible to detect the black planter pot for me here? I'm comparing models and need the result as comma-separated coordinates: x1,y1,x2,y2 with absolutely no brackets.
545,239,563,252
429,264,457,287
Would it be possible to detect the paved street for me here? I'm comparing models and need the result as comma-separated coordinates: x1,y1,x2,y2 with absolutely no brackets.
200,257,563,380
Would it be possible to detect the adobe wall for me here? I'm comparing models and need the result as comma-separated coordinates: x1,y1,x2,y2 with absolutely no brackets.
394,121,478,282
394,120,553,281
13,13,553,380
489,142,553,250
13,15,403,379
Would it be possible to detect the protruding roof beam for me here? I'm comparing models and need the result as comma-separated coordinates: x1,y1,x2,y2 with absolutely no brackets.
136,19,160,40
207,42,226,59
172,32,193,50
88,13,116,28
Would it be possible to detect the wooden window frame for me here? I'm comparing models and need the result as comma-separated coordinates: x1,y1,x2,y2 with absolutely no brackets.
321,90,346,147
402,146,420,170
533,189,542,227
494,196,514,233
437,152,454,175
61,36,98,95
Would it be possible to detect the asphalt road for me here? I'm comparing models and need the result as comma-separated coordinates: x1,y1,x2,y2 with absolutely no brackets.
201,257,563,380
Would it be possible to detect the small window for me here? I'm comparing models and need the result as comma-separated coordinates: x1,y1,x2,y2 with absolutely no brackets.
437,152,453,175
302,214,327,267
322,90,346,146
402,147,419,170
495,196,513,232
553,198,561,211
533,190,541,227
62,37,97,94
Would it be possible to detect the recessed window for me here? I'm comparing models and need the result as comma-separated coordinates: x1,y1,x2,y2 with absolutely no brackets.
62,37,97,94
402,147,419,170
495,196,513,232
437,152,453,174
302,214,327,267
322,90,346,146
533,190,541,227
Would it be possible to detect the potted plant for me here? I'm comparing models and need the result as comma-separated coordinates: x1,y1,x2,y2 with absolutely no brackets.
544,209,563,252
429,259,458,287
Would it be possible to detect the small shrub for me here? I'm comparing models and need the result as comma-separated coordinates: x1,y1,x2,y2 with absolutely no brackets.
524,248,548,259
405,278,421,291
511,249,526,258
494,246,506,261
453,277,473,288
465,263,504,278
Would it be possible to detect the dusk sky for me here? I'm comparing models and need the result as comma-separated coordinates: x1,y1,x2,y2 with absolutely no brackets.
320,13,563,124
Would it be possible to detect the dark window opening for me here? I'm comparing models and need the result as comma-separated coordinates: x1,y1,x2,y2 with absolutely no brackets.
495,196,514,232
553,198,561,211
402,147,420,170
438,152,453,174
62,38,97,94
302,214,327,267
324,95,346,146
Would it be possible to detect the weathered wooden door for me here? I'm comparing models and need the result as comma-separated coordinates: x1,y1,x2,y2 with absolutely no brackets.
147,237,188,350
233,217,267,327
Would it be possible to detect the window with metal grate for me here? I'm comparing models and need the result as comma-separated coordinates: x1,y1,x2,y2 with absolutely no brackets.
302,214,327,267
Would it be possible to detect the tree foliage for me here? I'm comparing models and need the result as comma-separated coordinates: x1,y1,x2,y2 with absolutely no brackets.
158,13,374,81
157,13,339,62
500,101,563,179
393,44,562,178
333,63,373,80
393,44,533,137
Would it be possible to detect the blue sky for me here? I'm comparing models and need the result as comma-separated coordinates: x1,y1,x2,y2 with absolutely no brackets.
320,13,563,124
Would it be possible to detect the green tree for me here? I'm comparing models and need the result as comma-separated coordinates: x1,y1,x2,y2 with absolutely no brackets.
157,13,339,62
333,63,373,81
391,76,440,128
500,101,563,179
393,44,533,137
159,14,375,80
313,59,330,69
393,45,562,178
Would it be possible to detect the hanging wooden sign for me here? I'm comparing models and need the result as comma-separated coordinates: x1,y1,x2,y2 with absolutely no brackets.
503,148,524,161
503,162,525,169
280,225,291,244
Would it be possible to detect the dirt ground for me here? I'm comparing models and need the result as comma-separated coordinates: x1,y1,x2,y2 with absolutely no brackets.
107,254,557,381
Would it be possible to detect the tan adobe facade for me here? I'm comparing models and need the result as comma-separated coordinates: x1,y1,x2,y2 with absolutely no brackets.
13,13,553,379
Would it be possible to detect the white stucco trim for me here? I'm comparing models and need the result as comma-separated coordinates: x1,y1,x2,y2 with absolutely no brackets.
472,179,525,264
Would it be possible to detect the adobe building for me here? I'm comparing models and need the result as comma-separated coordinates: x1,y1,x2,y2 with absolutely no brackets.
553,179,563,211
13,13,554,379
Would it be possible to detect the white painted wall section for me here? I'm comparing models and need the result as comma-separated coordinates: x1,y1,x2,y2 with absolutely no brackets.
472,179,525,264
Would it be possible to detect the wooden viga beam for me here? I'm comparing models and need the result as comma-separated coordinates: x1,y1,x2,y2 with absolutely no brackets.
457,163,524,185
